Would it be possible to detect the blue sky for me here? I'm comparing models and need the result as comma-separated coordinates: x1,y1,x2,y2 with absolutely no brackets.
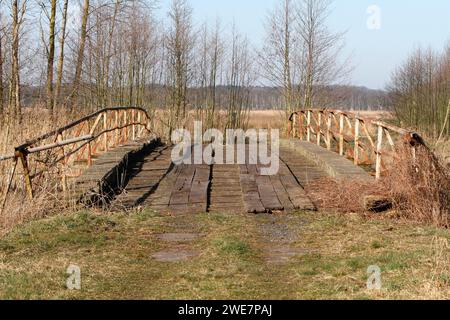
156,0,450,90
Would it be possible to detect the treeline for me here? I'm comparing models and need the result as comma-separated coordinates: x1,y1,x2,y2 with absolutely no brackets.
388,44,450,139
0,0,351,131
17,84,390,111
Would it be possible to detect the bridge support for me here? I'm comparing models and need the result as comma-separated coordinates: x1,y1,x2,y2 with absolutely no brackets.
15,149,33,200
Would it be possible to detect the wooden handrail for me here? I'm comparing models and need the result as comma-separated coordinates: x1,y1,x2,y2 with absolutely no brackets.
16,106,150,150
288,108,425,179
0,107,153,205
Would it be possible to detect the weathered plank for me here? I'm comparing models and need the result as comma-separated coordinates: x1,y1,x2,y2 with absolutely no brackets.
269,175,295,212
113,145,173,208
240,170,266,213
208,164,244,213
255,175,284,211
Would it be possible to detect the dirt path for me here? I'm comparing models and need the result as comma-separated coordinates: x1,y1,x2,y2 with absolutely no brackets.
0,210,448,299
254,214,313,264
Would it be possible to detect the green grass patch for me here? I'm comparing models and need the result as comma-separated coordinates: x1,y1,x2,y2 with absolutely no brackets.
213,236,251,256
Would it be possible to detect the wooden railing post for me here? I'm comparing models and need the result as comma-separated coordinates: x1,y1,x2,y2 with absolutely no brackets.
317,112,322,146
87,120,92,167
137,111,141,139
293,113,297,138
103,112,108,151
299,113,303,141
339,114,344,156
376,125,383,179
115,110,119,146
354,119,360,165
57,133,67,192
326,112,331,150
16,150,33,199
307,110,311,142
123,110,127,143
132,109,136,141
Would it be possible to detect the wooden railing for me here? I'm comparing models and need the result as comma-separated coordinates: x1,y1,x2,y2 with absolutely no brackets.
288,109,424,179
0,107,152,206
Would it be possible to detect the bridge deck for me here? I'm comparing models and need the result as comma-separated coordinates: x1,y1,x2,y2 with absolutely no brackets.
72,138,372,214
110,142,365,214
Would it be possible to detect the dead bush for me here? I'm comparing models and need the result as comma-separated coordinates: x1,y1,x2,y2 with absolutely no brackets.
383,142,450,228
305,178,386,213
306,140,450,228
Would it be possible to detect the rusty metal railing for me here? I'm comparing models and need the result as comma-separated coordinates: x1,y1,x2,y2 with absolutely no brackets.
288,109,425,179
0,107,153,209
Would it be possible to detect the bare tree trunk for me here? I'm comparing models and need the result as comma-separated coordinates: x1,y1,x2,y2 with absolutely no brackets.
71,0,90,110
205,19,222,129
46,0,57,113
260,0,295,117
226,24,252,129
0,16,3,115
11,0,22,123
103,0,121,107
167,0,194,129
283,0,293,114
301,0,316,110
297,0,349,110
54,0,68,111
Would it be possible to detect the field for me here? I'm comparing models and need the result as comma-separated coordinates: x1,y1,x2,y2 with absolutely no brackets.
246,109,393,130
0,209,448,299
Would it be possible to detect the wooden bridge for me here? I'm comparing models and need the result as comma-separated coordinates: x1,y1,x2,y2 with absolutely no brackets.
0,107,424,214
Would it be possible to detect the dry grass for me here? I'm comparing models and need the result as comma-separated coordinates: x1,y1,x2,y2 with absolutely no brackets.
0,209,448,299
384,143,450,228
306,141,450,229
0,107,89,235
354,110,394,122
305,178,386,212
246,109,287,130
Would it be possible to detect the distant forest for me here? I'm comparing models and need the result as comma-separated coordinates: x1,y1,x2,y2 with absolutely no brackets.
20,84,390,111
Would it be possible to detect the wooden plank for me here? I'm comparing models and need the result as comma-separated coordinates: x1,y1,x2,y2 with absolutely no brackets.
279,175,316,210
188,166,211,212
255,175,284,211
208,164,244,213
239,169,265,213
113,145,174,208
269,175,295,212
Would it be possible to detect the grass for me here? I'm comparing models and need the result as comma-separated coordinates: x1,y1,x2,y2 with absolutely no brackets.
0,209,448,300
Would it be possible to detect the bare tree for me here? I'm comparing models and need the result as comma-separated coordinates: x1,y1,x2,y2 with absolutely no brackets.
0,6,4,114
389,44,450,138
10,0,27,123
71,0,90,109
259,0,350,113
297,0,350,109
53,0,68,111
102,0,121,107
194,19,223,128
259,0,296,115
166,0,194,130
44,0,57,113
226,23,254,129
